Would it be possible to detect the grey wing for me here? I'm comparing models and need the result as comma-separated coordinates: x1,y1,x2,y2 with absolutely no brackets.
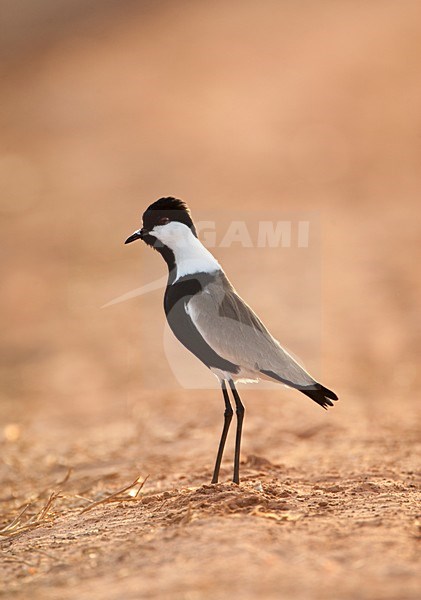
186,272,316,389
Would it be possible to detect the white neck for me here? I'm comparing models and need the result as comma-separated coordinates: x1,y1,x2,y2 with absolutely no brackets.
150,221,221,281
173,235,221,280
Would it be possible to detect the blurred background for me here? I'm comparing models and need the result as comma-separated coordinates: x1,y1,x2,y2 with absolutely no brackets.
1,3,421,598
1,0,420,431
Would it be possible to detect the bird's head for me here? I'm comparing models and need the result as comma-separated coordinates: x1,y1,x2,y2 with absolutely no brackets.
125,197,197,249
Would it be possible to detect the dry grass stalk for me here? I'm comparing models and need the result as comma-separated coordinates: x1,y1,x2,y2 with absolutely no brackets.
79,474,149,514
0,492,60,540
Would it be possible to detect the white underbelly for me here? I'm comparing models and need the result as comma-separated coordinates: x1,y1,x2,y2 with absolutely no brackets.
209,366,260,384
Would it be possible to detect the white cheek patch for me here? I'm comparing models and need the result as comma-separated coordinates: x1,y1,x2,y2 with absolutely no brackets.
149,223,189,247
149,221,221,279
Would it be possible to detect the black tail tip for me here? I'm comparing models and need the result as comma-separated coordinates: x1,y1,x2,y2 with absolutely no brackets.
301,384,338,410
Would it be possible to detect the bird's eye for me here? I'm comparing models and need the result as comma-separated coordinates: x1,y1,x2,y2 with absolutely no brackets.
158,217,170,225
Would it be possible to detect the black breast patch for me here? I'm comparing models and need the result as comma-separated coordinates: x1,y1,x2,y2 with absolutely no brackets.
164,273,239,374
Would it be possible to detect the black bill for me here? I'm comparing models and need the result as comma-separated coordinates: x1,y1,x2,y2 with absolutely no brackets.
124,229,144,244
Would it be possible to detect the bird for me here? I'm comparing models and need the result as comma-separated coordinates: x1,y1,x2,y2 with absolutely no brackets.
125,197,338,484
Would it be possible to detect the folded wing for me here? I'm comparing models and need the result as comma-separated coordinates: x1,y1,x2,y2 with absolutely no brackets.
187,273,315,388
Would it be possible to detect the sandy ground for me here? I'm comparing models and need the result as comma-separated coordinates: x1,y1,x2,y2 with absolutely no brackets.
1,2,421,599
1,401,420,600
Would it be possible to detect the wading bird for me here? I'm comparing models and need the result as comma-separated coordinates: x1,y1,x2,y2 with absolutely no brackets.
125,197,338,484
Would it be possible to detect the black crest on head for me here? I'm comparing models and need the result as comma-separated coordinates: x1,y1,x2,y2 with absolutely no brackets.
142,197,197,237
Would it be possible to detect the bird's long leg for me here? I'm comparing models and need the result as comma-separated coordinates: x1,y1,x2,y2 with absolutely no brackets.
211,380,233,484
229,380,245,485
